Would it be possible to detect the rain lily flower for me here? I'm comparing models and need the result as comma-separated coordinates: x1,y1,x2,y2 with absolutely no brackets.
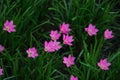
63,34,74,46
44,41,62,52
0,67,3,76
85,23,99,36
26,47,38,58
63,54,75,67
3,20,16,33
70,75,78,80
52,41,62,51
60,22,71,34
104,29,114,39
0,44,4,52
44,41,55,52
50,30,61,41
98,58,111,70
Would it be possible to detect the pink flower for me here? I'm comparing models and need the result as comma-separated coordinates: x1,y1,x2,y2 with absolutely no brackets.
85,23,99,36
70,75,78,80
44,41,55,52
44,41,62,52
98,58,111,70
26,47,38,58
52,41,62,51
104,29,114,39
0,67,3,76
63,34,74,46
50,30,61,41
0,44,4,52
63,54,75,67
3,20,16,33
60,22,71,34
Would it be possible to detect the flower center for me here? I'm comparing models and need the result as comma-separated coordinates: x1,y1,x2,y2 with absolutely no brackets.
45,48,49,51
52,36,55,40
29,51,33,55
6,26,10,30
101,64,105,69
67,60,71,65
89,29,93,33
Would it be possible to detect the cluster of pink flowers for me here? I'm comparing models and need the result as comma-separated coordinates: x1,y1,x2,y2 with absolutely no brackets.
85,23,113,70
0,20,114,78
44,22,74,53
0,20,16,76
43,22,77,79
63,54,78,80
60,23,74,46
44,41,62,52
85,23,114,39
